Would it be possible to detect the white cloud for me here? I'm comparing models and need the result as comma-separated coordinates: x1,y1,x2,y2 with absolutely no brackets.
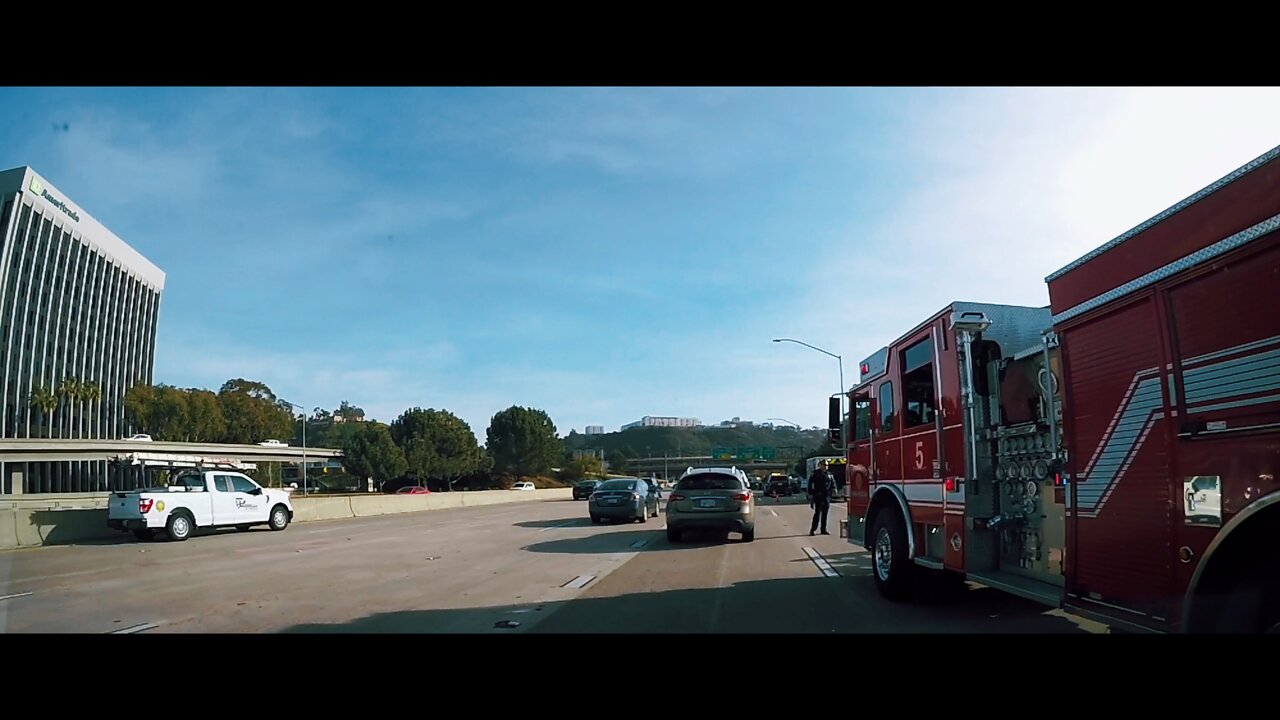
756,87,1280,427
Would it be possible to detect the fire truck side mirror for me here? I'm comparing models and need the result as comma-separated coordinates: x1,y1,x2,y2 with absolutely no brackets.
828,397,841,444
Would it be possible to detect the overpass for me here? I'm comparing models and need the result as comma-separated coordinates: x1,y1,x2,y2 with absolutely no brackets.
624,455,794,477
0,439,342,464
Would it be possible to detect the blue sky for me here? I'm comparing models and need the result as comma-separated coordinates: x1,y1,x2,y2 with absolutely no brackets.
3,87,1279,440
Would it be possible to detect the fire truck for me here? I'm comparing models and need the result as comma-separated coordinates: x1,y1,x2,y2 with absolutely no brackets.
834,144,1280,633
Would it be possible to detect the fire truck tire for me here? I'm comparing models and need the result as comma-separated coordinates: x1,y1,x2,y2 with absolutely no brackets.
872,507,913,601
1214,563,1280,633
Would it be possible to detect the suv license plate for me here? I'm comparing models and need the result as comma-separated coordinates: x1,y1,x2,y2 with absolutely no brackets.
698,499,717,508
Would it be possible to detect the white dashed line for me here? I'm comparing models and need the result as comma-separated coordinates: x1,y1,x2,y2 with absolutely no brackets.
769,509,778,517
629,539,648,549
0,592,33,602
802,547,839,577
562,575,595,589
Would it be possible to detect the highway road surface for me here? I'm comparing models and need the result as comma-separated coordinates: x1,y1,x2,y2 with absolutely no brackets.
0,495,1108,634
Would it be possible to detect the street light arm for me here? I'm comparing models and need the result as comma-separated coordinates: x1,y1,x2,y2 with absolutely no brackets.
773,338,841,361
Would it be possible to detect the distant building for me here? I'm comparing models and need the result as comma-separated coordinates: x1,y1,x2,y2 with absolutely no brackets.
584,425,604,435
621,416,701,430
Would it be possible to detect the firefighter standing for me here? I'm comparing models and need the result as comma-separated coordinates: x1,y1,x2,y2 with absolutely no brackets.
808,460,835,535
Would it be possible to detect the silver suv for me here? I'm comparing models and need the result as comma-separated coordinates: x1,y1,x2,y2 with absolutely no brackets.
665,467,755,543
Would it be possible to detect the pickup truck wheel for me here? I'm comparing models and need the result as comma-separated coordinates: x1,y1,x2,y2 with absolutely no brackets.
132,529,156,541
166,513,193,542
268,505,290,531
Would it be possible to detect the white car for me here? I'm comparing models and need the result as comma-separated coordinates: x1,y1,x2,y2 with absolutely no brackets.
511,481,535,491
125,434,153,442
258,439,288,447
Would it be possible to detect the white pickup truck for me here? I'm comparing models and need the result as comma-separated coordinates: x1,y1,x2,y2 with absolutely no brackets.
107,470,294,542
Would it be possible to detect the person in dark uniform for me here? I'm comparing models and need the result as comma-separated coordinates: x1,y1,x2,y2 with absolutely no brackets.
808,460,835,536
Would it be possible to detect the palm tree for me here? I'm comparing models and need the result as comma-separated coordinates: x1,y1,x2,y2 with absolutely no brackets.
81,381,102,439
57,377,80,439
29,386,58,439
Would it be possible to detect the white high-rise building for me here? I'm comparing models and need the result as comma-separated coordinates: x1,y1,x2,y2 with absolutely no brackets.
0,167,165,493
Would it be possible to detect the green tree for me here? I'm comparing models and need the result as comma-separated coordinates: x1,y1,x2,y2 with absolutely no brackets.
29,386,57,438
390,408,490,490
324,419,363,451
561,454,604,482
606,450,630,473
220,378,278,401
124,384,157,435
186,389,226,442
80,381,101,438
486,406,560,476
217,379,292,444
336,400,365,422
343,423,407,490
152,384,190,440
57,377,80,438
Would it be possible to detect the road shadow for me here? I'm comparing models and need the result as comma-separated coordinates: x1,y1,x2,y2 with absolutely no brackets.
521,527,759,554
514,518,596,529
27,509,122,546
277,574,1098,635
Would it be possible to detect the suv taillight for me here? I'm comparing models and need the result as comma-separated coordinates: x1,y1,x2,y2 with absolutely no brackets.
736,492,750,502
139,498,154,514
670,493,686,501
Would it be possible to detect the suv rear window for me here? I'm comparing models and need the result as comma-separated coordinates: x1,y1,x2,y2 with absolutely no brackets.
677,473,745,490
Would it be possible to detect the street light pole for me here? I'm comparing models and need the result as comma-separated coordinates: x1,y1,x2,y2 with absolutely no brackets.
772,338,846,451
281,399,307,496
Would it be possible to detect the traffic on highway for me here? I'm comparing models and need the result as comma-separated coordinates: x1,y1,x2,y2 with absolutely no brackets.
0,486,1107,634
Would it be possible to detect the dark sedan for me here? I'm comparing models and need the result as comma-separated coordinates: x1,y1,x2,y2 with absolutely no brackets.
573,480,601,500
590,478,660,524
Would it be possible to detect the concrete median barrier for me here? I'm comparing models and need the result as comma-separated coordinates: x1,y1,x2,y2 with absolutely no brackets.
0,486,575,550
0,511,20,549
290,496,355,523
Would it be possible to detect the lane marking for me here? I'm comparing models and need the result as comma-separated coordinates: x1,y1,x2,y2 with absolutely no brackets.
109,622,158,634
0,592,33,602
629,539,648,549
803,547,839,578
562,575,595,589
540,519,582,532
769,509,778,517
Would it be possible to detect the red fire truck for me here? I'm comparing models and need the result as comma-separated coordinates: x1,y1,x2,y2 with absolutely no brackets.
835,144,1280,633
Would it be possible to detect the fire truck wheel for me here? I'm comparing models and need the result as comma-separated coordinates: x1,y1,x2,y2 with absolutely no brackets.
1216,564,1280,633
872,507,913,601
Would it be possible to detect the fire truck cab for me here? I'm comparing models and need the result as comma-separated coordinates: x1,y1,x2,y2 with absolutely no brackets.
839,143,1280,633
843,303,1067,608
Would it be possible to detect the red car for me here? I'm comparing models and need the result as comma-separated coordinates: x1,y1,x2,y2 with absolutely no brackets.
396,486,430,495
